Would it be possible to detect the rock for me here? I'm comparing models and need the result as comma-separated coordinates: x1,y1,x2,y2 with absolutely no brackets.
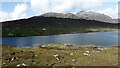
16,63,27,67
41,45,45,48
3,63,6,65
83,53,89,56
56,58,60,60
97,48,104,51
53,54,60,60
85,51,90,54
70,53,74,56
53,54,59,57
11,57,18,61
35,55,37,57
72,59,75,62
42,28,47,31
16,64,20,67
22,63,27,66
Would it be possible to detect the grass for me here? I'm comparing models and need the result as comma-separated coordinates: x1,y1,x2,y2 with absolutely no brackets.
1,44,119,67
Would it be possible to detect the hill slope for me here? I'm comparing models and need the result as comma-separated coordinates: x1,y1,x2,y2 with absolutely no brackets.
2,15,118,37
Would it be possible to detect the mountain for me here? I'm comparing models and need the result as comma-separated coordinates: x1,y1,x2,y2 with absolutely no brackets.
76,11,113,23
2,11,118,37
41,11,113,23
113,19,120,23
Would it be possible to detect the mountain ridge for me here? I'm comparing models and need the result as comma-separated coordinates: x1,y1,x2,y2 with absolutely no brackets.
41,11,114,23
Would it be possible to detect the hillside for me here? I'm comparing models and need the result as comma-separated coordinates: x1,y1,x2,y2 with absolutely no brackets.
2,15,118,37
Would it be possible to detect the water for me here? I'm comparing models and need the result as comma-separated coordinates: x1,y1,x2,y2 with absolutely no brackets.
1,30,118,47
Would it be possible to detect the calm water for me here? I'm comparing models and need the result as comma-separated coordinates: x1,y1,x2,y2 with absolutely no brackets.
1,30,118,47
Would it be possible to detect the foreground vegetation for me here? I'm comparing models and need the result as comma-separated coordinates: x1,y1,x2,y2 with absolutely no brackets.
1,44,119,67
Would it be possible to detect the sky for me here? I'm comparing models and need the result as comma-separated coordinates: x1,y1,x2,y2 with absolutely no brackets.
0,0,120,22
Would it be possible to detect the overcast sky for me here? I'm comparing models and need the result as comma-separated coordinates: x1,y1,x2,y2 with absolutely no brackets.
0,0,119,22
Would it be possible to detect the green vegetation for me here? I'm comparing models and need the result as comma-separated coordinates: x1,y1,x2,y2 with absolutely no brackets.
2,44,119,67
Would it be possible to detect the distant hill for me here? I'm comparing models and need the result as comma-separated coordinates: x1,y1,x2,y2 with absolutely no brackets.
2,11,119,37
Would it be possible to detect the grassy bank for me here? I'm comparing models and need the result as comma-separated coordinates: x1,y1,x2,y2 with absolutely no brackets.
1,44,119,67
